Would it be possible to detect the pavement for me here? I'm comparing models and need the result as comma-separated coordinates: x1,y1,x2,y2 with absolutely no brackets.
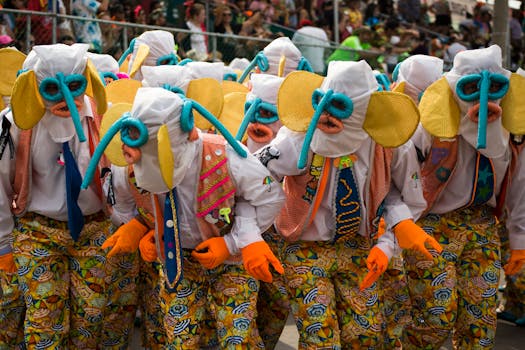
131,314,525,349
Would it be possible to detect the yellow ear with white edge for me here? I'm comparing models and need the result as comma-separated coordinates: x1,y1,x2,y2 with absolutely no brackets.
105,79,142,105
391,81,405,94
129,44,150,78
0,48,26,97
220,91,248,142
100,103,132,166
418,77,460,138
11,70,45,130
501,72,525,136
84,59,108,115
364,91,420,147
222,80,249,95
277,71,324,132
158,124,174,190
186,78,224,130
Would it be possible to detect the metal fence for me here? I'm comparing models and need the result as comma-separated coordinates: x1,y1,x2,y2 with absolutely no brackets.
1,7,408,74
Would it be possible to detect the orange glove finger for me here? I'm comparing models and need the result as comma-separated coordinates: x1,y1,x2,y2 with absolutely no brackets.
426,236,443,254
101,234,119,250
191,251,216,269
268,255,284,275
252,264,272,283
139,231,157,262
417,242,435,261
194,241,211,252
360,268,380,291
504,260,524,276
107,243,125,259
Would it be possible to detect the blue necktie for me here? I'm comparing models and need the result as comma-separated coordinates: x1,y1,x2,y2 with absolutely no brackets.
333,159,362,243
163,188,183,292
62,142,84,240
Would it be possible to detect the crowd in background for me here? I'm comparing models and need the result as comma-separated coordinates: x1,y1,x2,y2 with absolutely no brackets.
1,0,524,73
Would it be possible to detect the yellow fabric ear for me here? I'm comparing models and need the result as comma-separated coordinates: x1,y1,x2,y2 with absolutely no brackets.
222,80,249,95
129,44,150,78
99,103,133,166
278,55,286,77
105,79,142,105
119,55,130,73
501,73,525,135
277,71,324,132
0,48,26,96
84,59,108,115
364,91,420,147
186,78,224,130
220,92,248,142
418,77,460,138
391,81,405,94
11,70,45,130
158,124,174,190
0,98,4,111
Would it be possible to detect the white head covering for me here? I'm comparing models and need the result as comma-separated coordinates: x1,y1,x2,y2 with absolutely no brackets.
446,45,510,158
128,30,176,81
263,37,302,77
141,65,191,92
396,54,443,103
131,87,197,193
245,74,284,152
86,52,119,74
32,43,90,142
185,61,225,81
229,57,250,71
310,60,377,157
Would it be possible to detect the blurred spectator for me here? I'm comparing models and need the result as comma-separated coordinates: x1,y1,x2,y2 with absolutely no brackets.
473,5,492,48
0,34,15,48
317,0,335,29
378,0,395,17
149,7,166,26
71,0,110,52
429,0,451,32
397,0,420,24
509,8,523,70
249,0,275,23
292,19,329,73
213,4,236,62
327,25,382,64
59,33,75,45
238,10,274,58
98,10,123,58
285,0,298,28
131,4,147,36
27,0,67,45
443,39,466,71
231,0,249,34
177,1,208,60
364,2,381,27
345,0,363,32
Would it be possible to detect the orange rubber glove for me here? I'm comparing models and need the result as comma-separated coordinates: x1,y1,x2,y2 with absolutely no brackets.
102,218,149,258
138,230,157,262
191,237,230,269
393,219,443,260
504,250,525,276
359,246,388,291
0,253,16,273
241,241,284,283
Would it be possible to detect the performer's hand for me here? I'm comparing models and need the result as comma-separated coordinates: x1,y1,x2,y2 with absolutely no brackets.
191,237,230,269
359,246,388,291
241,241,284,283
504,249,525,276
102,218,149,258
393,219,443,260
0,253,16,273
139,230,157,262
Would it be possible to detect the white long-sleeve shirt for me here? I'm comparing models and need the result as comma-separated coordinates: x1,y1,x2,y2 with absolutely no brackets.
0,98,104,255
256,127,427,259
110,137,286,255
411,125,525,250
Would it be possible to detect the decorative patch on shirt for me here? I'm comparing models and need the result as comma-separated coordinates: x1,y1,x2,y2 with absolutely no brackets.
303,154,324,204
263,176,274,192
333,154,358,169
256,145,280,167
411,172,420,188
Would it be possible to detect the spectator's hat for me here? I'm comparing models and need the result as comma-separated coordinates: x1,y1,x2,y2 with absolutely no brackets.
238,37,313,83
0,47,26,110
277,60,420,169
